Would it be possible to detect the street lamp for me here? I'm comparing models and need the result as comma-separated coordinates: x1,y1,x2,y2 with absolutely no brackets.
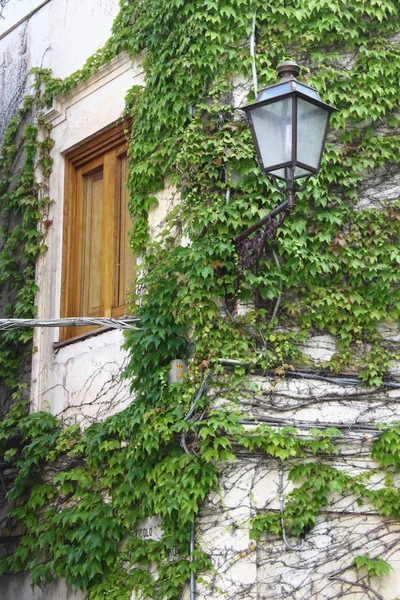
242,61,337,215
235,61,338,269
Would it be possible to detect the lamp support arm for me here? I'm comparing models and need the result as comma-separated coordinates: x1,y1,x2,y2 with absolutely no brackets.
286,167,295,216
234,199,288,244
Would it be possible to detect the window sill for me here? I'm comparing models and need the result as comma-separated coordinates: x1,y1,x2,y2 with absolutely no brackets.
53,325,119,351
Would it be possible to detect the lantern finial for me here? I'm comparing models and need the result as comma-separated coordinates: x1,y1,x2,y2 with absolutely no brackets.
276,61,300,81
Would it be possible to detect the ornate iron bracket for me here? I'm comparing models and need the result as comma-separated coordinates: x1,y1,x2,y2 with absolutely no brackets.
234,174,311,270
235,199,288,270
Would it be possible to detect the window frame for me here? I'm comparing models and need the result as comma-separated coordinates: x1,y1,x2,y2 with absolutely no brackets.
61,121,134,341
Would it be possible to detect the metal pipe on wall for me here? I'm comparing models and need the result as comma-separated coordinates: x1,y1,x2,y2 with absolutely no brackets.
190,523,196,600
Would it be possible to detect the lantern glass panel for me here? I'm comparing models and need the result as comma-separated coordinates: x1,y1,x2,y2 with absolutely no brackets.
293,82,320,100
297,98,329,171
251,98,292,171
270,166,311,181
257,81,292,101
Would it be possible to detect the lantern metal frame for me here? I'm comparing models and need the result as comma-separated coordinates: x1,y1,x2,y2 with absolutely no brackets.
244,88,336,179
235,61,338,270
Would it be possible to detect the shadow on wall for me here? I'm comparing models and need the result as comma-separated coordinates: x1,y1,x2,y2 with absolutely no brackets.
0,572,85,600
0,23,29,145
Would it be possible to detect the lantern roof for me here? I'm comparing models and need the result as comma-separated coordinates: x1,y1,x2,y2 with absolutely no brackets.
256,79,321,103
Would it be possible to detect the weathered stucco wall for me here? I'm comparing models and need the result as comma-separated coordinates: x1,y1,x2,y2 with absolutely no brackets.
197,454,400,599
0,0,119,144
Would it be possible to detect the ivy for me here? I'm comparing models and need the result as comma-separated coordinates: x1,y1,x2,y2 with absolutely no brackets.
352,554,392,578
0,0,400,598
0,72,52,394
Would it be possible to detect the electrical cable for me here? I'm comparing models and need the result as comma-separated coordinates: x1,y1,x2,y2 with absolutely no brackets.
181,371,214,456
250,11,258,96
289,369,400,389
217,359,400,389
1,320,396,390
270,248,282,321
238,418,381,439
190,523,196,600
0,317,141,331
184,371,214,422
2,316,396,390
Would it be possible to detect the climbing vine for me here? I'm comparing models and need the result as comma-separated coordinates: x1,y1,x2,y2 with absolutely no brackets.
0,69,55,412
0,0,400,599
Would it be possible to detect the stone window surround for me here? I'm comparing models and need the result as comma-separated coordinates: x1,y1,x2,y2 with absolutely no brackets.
30,53,144,413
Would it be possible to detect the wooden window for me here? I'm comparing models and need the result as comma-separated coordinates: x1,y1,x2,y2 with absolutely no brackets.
61,123,135,340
